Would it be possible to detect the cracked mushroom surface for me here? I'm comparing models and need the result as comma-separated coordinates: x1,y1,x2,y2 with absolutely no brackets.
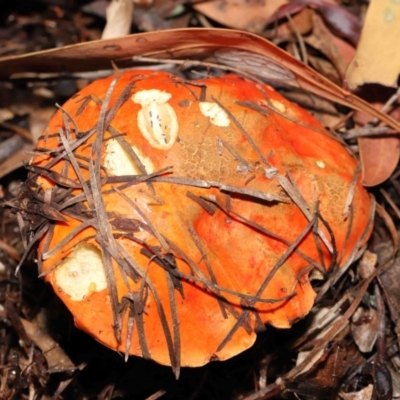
24,70,373,371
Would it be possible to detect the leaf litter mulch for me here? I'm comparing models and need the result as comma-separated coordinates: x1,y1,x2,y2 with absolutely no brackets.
0,1,400,399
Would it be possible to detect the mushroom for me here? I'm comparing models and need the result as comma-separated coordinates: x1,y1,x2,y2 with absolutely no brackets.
23,70,373,372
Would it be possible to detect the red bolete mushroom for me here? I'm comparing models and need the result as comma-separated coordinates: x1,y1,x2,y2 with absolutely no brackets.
21,70,373,373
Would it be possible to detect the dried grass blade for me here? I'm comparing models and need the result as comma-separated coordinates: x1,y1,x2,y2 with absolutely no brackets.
165,239,293,304
312,204,326,271
211,96,268,164
315,197,376,302
132,291,151,360
337,204,354,267
25,164,82,189
38,223,54,276
186,191,216,215
217,216,316,352
15,223,50,275
234,100,271,117
187,223,228,319
116,244,178,376
257,95,330,137
119,299,134,362
343,165,361,220
41,129,96,171
217,138,254,172
41,219,95,260
58,193,87,210
105,166,173,192
206,198,325,272
151,177,288,203
277,172,333,253
164,270,181,378
98,241,122,342
113,187,169,252
16,212,27,249
58,126,94,208
108,126,150,177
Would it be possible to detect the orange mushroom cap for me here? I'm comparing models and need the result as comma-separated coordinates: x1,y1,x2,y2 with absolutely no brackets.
28,70,373,371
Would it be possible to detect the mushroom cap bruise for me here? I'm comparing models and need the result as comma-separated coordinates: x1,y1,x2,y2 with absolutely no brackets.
31,70,373,368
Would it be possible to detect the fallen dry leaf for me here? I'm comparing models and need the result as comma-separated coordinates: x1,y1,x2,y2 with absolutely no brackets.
359,136,400,187
286,342,348,398
391,368,400,398
0,147,33,179
339,384,374,400
0,28,398,131
267,7,314,40
304,13,355,79
375,240,400,351
346,0,400,89
20,316,76,373
1,28,399,183
270,0,361,46
295,306,342,374
194,0,288,32
357,250,377,280
0,89,56,178
351,307,378,353
355,101,400,187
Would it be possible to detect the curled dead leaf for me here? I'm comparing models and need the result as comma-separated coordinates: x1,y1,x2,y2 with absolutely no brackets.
346,0,400,89
355,101,400,187
359,136,400,187
0,28,398,132
339,384,374,400
20,316,76,373
270,0,361,46
194,0,288,32
351,307,378,353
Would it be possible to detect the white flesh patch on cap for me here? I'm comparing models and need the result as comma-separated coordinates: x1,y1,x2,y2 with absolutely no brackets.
270,99,286,113
316,160,325,168
132,89,178,150
199,102,230,127
55,243,107,301
104,139,154,176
